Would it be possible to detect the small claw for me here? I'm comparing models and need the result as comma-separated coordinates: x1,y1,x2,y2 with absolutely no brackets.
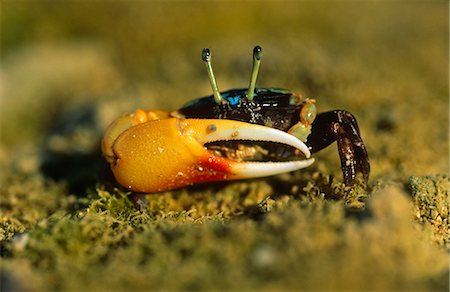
108,118,313,192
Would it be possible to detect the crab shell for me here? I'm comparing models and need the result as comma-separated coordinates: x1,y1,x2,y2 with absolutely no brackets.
102,108,314,193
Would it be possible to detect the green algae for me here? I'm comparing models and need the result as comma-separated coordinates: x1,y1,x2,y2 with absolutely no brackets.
2,179,448,291
409,175,449,247
0,174,74,242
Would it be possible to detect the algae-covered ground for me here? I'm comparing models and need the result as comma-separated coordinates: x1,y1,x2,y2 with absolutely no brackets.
1,1,449,291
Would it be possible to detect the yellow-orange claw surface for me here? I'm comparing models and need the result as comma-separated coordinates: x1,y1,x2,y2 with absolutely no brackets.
110,118,233,193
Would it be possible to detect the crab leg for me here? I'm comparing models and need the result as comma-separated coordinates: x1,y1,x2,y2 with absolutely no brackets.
306,110,370,186
110,118,313,192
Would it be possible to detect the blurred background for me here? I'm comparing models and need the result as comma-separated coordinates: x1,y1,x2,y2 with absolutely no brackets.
1,1,448,186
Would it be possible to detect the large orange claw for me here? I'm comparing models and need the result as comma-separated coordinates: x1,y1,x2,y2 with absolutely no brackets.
102,112,314,193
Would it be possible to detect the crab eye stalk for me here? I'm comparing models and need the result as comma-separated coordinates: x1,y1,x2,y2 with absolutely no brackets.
246,45,263,101
202,48,223,104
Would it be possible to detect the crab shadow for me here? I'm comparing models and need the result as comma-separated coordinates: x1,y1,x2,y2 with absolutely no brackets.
39,103,112,195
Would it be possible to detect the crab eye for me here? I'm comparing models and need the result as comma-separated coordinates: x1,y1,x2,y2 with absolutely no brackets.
300,100,317,125
201,48,211,62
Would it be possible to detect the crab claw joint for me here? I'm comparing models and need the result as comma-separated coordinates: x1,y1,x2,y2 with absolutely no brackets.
107,118,314,193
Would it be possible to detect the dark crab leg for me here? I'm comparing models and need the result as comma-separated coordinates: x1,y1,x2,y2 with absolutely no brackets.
306,110,370,186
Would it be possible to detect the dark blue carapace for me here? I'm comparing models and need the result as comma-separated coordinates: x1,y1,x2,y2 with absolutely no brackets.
182,88,292,108
177,87,304,132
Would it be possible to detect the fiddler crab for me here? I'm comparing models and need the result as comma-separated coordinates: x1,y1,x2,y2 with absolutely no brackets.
102,46,370,193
